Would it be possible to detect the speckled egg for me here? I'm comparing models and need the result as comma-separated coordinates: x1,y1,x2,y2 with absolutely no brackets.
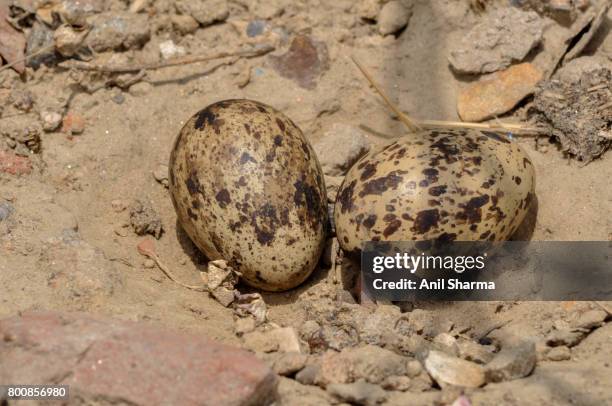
334,129,535,252
169,99,328,291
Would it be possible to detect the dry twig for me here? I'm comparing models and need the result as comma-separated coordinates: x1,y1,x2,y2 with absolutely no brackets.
137,239,206,291
59,45,275,73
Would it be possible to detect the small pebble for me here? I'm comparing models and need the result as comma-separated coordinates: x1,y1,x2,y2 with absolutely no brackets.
159,40,186,60
0,202,15,221
246,20,267,37
111,199,128,212
377,1,411,36
547,346,571,361
152,164,169,187
40,110,63,132
143,259,156,268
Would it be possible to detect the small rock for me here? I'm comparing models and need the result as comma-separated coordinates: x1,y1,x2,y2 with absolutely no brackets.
377,1,411,36
270,35,329,89
357,0,385,20
0,150,32,176
457,340,495,364
457,63,543,122
315,345,408,387
546,329,586,347
449,8,543,74
10,90,35,112
277,376,336,406
234,317,256,336
433,333,459,356
406,359,423,377
86,12,150,52
211,287,235,307
233,292,268,325
143,259,156,268
54,24,88,57
327,379,387,406
40,110,63,132
251,1,284,19
57,0,106,26
0,201,14,221
299,320,322,341
381,375,411,391
424,350,485,388
111,199,128,212
61,113,86,135
571,309,607,330
159,40,186,60
129,200,163,239
272,352,309,376
152,164,169,186
485,341,536,382
26,21,56,68
295,364,320,385
129,82,153,97
547,345,571,361
314,124,371,176
243,327,303,353
175,0,229,26
247,20,268,37
171,14,199,34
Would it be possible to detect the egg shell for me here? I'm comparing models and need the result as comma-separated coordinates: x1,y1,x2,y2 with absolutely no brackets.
334,129,535,253
169,99,328,291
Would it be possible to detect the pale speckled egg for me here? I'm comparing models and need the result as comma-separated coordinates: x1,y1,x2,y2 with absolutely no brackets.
334,129,535,253
169,99,328,291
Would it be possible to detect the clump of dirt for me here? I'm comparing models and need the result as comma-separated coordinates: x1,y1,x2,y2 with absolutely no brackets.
130,199,163,239
531,65,612,162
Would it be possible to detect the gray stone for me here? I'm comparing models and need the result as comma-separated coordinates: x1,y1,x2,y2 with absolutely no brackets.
546,329,586,347
485,341,537,383
272,352,309,376
86,12,150,52
571,309,607,330
175,0,229,26
327,379,387,406
449,8,543,74
315,345,409,387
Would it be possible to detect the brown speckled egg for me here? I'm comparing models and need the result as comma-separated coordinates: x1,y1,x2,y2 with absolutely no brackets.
169,99,327,291
334,129,535,252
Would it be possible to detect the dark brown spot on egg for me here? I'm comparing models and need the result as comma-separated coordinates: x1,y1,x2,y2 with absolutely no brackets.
359,171,407,197
363,214,377,229
215,189,231,208
514,176,522,185
436,232,457,242
274,135,283,146
429,185,447,196
413,209,440,234
456,195,489,224
383,219,402,237
360,162,378,181
186,172,200,195
194,108,217,130
337,180,357,214
276,118,286,132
